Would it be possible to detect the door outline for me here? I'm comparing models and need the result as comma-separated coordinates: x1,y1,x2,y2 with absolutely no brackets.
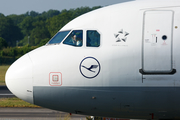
140,10,176,75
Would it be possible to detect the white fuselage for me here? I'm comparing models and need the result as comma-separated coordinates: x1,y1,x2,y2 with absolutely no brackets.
5,0,180,119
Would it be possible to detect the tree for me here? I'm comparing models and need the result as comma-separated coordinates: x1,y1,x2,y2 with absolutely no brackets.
41,10,60,18
46,6,101,37
0,6,102,47
0,13,5,17
19,16,34,36
8,14,26,25
30,20,50,45
0,37,7,50
30,11,39,17
46,10,73,37
0,16,23,46
72,7,91,18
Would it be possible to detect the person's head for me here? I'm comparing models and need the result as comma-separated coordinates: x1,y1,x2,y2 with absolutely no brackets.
72,35,76,40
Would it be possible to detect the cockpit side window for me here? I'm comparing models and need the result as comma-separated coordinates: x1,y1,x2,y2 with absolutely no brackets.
86,30,100,47
63,30,83,47
47,30,70,45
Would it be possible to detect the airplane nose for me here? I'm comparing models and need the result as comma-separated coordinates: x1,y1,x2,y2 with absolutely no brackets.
5,54,33,104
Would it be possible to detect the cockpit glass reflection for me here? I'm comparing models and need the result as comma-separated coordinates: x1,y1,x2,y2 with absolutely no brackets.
87,30,100,47
47,30,70,45
63,30,83,47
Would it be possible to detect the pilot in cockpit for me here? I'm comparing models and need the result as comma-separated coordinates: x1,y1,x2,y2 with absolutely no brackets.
72,34,82,46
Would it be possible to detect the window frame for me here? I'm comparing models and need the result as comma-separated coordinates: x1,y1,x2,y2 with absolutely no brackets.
46,30,71,45
86,30,101,48
62,29,83,47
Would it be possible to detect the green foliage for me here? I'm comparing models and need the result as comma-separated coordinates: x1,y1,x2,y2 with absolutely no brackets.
46,10,73,37
0,13,5,17
41,9,60,18
19,16,34,36
0,37,8,50
8,14,26,25
1,46,38,58
7,6,101,46
30,17,50,45
46,6,101,37
0,6,101,64
38,38,50,47
30,11,39,17
0,16,23,46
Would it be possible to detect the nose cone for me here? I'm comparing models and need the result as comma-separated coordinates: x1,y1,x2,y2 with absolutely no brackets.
5,54,33,104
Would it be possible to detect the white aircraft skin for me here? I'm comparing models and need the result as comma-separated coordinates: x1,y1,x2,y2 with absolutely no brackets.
5,0,180,119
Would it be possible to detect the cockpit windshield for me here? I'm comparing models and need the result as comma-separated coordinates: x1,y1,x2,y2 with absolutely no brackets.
63,30,83,47
47,30,70,45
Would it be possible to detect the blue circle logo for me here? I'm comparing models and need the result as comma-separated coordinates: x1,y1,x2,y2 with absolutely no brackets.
79,57,101,79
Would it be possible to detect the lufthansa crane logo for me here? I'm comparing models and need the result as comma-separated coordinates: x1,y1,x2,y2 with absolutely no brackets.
79,57,101,79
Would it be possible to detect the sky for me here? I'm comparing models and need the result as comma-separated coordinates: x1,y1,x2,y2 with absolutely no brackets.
0,0,132,16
